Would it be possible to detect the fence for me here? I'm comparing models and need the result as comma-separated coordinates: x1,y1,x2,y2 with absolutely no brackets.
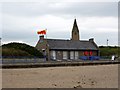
100,56,112,60
0,56,116,64
1,56,45,64
1,58,46,64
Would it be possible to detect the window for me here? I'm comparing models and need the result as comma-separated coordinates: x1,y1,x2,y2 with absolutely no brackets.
63,51,68,59
51,51,56,60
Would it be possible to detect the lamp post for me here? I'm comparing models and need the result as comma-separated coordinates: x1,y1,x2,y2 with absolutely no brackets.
107,39,109,46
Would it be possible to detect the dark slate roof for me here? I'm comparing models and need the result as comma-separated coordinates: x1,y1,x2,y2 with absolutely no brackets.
46,39,99,50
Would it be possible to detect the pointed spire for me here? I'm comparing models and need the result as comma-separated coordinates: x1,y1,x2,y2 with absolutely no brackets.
74,18,77,26
71,18,80,40
72,18,79,32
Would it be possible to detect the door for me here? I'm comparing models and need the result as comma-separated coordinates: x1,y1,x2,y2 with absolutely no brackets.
56,51,63,60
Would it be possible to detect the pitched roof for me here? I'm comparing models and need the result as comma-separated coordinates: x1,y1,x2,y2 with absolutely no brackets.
47,39,99,50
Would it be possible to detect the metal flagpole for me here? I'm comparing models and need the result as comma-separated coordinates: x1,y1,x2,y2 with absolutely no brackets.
45,29,47,42
45,29,48,61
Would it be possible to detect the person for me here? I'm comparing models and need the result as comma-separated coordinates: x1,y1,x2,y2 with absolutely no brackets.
111,55,115,60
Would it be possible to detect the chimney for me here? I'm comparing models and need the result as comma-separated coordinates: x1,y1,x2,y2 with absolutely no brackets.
39,35,44,40
89,38,94,42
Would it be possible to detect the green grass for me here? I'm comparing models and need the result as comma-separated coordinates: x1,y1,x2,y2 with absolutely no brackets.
99,46,119,57
2,42,44,58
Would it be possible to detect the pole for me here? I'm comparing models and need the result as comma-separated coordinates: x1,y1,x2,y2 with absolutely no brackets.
45,29,47,41
44,30,46,62
45,29,48,61
107,39,109,46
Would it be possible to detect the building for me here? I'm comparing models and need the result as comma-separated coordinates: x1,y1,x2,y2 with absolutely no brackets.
36,19,99,60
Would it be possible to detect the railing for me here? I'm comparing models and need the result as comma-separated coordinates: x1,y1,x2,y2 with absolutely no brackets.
0,56,118,64
100,56,111,60
1,58,46,64
1,56,45,64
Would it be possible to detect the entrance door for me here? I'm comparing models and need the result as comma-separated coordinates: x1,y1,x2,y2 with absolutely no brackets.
56,51,62,60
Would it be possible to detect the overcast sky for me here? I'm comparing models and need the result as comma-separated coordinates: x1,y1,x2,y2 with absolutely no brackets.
0,0,118,46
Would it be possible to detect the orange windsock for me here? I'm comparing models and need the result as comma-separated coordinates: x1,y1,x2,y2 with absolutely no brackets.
37,30,46,35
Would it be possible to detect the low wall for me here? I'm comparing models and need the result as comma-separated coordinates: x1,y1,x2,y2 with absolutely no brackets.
1,60,120,69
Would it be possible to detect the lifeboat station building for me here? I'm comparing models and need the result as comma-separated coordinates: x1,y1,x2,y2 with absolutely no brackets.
36,19,99,60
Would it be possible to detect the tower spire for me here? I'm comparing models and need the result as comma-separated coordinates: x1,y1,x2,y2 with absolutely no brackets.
73,18,78,28
71,19,80,40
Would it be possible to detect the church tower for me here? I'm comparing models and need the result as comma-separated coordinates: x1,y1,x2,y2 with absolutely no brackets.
71,19,80,40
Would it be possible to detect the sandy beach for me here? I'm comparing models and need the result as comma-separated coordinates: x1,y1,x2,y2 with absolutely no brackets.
2,64,118,88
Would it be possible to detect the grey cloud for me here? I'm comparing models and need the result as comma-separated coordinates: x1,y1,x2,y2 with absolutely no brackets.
2,28,38,46
2,25,118,46
2,2,118,17
1,2,118,46
81,31,118,46
3,29,35,40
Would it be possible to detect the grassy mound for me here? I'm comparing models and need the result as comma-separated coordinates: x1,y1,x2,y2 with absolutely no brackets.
2,42,44,58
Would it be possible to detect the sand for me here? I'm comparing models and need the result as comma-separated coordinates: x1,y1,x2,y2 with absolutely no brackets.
2,64,118,88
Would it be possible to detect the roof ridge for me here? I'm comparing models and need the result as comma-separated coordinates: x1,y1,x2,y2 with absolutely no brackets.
79,40,89,42
46,39,91,42
46,39,70,41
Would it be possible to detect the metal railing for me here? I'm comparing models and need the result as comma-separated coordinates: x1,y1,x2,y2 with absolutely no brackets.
1,56,118,64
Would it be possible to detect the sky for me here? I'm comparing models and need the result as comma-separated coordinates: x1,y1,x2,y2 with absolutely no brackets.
0,0,119,46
